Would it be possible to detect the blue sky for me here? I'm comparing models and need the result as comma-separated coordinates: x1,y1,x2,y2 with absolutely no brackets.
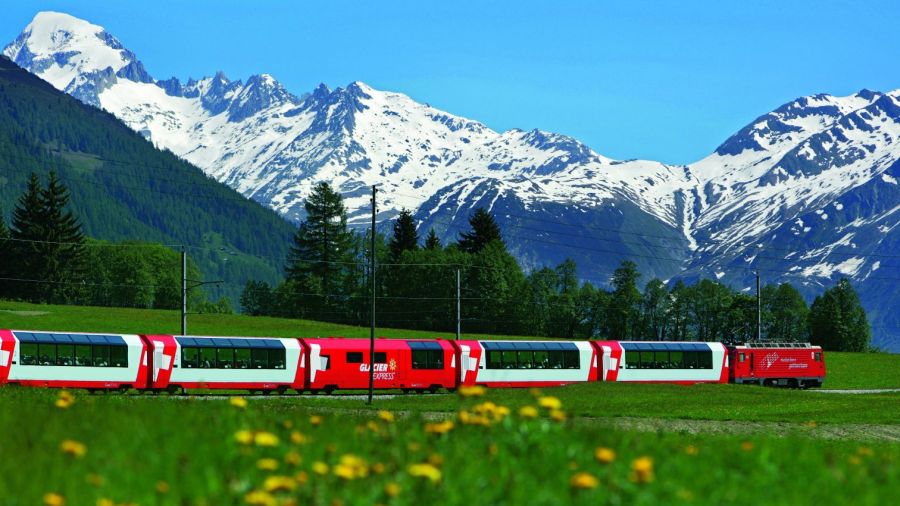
3,1,899,164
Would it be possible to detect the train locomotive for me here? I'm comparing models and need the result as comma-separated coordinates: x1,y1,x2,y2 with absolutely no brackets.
0,329,825,393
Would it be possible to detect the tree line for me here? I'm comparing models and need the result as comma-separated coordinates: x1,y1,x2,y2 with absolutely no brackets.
0,172,227,312
240,182,872,351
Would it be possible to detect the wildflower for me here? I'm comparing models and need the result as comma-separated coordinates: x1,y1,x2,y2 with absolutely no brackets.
312,461,329,476
60,440,87,458
263,475,297,493
43,493,65,506
848,455,862,466
407,463,442,483
685,445,699,455
295,471,309,484
155,481,170,494
86,474,104,487
309,415,323,426
230,397,248,409
384,482,401,497
741,441,754,452
407,442,421,452
257,458,279,471
629,456,654,484
254,432,280,447
334,454,369,480
97,499,114,506
234,430,254,445
290,431,308,444
372,463,386,474
857,447,873,456
424,420,454,435
569,472,599,489
285,451,302,466
244,490,276,506
538,396,562,410
377,410,395,423
55,390,74,409
427,453,444,467
550,409,567,422
804,420,817,428
529,387,542,397
282,420,294,429
366,420,381,433
458,385,486,397
518,405,538,419
594,447,616,464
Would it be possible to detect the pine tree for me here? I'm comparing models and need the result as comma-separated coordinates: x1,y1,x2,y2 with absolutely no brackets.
39,171,87,303
389,209,418,262
424,228,442,250
607,260,642,339
457,207,503,254
284,182,354,317
809,278,870,351
10,173,45,301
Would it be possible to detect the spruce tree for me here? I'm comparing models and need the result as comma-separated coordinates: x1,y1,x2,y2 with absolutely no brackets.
424,228,442,250
389,209,418,262
39,171,87,303
457,207,503,254
285,182,354,316
10,173,45,301
607,260,642,339
809,278,870,351
0,211,8,298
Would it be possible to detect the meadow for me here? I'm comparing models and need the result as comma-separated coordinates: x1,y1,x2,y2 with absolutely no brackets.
0,386,897,506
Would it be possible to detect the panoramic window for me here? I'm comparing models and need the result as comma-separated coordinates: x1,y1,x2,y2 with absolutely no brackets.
347,352,363,364
412,349,444,369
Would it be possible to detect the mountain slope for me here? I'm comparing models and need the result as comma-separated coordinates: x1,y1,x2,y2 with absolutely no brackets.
0,54,296,304
4,11,900,350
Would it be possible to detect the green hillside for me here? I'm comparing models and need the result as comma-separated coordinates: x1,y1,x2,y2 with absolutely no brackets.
0,56,295,305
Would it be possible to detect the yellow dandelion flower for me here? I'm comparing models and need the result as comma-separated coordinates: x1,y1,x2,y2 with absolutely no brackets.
43,493,65,506
407,463,442,483
550,409,567,422
377,410,395,423
254,432,280,447
334,454,369,480
848,455,862,466
295,471,309,484
407,442,421,452
155,481,170,494
285,451,302,466
594,447,616,464
96,499,114,506
234,430,254,445
804,420,817,428
538,396,562,410
569,472,599,489
244,490,276,506
458,385,486,397
312,461,329,476
86,474,104,487
230,397,248,409
629,456,654,484
529,387,542,397
427,453,444,467
290,431,308,445
309,415,323,426
257,458,279,471
518,405,539,419
741,441,754,452
424,420,455,435
60,440,87,458
372,462,386,474
384,482,401,497
263,475,297,493
366,420,381,433
282,420,294,429
685,445,699,455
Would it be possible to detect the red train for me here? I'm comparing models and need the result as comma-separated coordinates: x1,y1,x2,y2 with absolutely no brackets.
0,329,826,393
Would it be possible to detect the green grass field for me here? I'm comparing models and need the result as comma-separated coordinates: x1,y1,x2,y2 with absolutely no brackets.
0,387,897,506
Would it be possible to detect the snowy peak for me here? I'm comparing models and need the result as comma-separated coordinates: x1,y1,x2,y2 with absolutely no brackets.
3,11,137,96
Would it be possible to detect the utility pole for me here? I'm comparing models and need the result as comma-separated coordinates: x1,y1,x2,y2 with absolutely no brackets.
756,270,761,342
456,268,461,341
367,185,377,405
181,247,187,336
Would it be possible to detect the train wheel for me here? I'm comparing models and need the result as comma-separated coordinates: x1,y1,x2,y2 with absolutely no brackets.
276,386,288,395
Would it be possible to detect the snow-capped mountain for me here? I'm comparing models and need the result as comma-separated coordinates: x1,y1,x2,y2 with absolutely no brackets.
5,11,900,350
